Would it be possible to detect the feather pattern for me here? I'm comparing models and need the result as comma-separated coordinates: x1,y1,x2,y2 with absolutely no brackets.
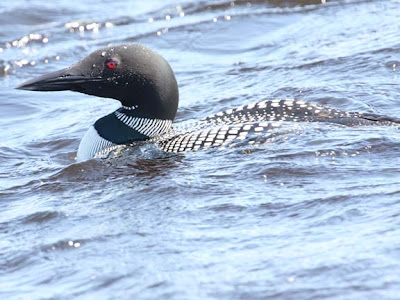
78,100,400,160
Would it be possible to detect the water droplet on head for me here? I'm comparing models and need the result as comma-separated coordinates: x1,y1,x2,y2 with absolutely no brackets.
92,64,96,68
101,51,106,57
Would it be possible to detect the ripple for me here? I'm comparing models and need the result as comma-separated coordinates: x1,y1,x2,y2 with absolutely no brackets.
21,211,62,224
2,0,400,298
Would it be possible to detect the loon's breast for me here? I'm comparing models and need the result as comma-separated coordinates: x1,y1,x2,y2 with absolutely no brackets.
77,99,400,161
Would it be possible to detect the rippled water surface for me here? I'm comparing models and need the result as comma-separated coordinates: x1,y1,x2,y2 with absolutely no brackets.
1,0,400,299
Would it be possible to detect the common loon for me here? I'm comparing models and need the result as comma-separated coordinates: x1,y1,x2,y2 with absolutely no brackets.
16,43,400,161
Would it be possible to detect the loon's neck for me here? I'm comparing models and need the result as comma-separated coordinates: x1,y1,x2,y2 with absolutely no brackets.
77,106,173,161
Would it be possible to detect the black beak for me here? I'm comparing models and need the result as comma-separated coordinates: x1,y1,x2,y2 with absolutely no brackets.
16,68,102,91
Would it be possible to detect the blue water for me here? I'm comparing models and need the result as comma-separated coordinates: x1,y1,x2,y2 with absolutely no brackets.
1,0,400,299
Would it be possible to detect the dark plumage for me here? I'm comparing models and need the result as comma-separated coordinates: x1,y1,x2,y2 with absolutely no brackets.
17,43,400,161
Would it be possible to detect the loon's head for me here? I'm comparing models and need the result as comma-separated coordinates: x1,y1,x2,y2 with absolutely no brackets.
17,43,179,120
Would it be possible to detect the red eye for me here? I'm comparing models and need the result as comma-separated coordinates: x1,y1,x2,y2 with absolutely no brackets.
106,59,117,69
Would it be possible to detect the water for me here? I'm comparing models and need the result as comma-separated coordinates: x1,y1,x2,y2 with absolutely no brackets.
1,0,400,298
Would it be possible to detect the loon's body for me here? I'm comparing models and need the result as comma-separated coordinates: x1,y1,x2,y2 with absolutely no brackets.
17,43,400,161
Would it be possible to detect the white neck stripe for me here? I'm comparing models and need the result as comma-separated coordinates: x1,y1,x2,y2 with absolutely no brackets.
114,111,172,137
121,105,139,111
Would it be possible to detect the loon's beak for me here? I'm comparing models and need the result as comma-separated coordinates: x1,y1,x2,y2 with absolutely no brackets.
16,68,102,91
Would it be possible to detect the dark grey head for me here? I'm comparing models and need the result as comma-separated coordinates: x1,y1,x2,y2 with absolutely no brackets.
17,43,179,120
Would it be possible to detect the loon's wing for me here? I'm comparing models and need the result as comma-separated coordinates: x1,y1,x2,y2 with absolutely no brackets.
161,100,399,153
159,121,285,152
201,100,400,127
